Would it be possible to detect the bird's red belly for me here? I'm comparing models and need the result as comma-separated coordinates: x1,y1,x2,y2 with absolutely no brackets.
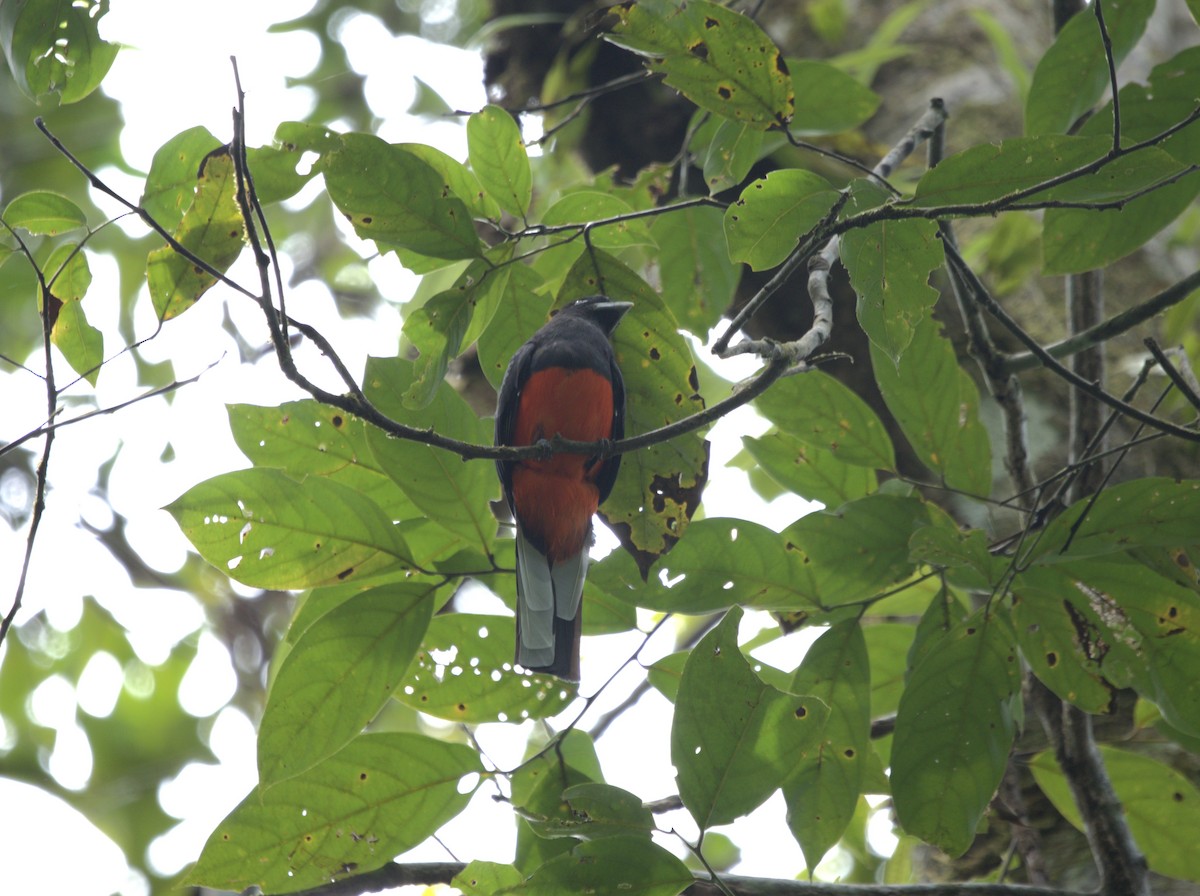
511,368,615,561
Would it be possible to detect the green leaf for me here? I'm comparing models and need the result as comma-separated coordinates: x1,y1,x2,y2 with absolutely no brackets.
400,142,504,222
396,614,576,723
694,116,766,193
511,731,602,871
870,315,992,496
245,143,315,205
1025,0,1154,136
560,251,708,574
189,733,481,894
324,132,482,260
743,431,876,507
0,0,118,103
468,104,533,218
477,290,555,389
540,191,654,249
2,191,86,235
1044,170,1200,275
146,149,245,320
724,169,839,271
521,837,693,896
782,494,928,607
257,581,437,786
673,608,828,828
526,783,655,841
1012,572,1119,715
864,622,916,718
1030,559,1200,737
652,203,739,337
140,127,223,231
228,401,415,513
1031,478,1200,561
594,517,816,614
455,862,527,896
842,182,943,364
363,357,499,552
166,467,412,589
607,0,794,129
912,135,1186,209
891,610,1020,857
787,59,880,135
48,291,104,385
1030,746,1200,883
754,370,896,470
783,620,871,868
402,252,513,408
44,241,102,385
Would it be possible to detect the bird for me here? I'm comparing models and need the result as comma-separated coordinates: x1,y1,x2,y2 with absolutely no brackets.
494,295,632,681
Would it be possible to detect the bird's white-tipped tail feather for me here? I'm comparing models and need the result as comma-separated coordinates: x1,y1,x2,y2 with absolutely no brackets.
515,526,586,677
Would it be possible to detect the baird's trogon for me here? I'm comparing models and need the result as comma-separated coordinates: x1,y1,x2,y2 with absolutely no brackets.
494,296,631,681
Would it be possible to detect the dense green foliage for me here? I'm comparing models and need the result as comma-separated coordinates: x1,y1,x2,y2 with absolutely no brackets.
3,0,1200,894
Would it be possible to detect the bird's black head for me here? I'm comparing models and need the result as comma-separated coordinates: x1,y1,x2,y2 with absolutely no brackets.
555,295,633,336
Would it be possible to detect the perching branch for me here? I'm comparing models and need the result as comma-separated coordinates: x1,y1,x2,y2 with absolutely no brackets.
281,859,1093,896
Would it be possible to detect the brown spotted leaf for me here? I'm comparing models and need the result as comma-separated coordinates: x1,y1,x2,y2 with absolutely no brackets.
146,147,245,320
608,0,794,130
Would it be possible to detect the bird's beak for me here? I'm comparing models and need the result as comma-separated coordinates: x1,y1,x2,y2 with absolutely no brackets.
594,300,634,335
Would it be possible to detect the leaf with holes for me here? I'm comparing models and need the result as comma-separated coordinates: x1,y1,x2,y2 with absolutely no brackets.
607,0,794,129
783,620,871,868
166,468,412,589
189,733,480,894
591,517,816,614
891,610,1020,857
258,581,438,787
364,357,499,553
1,0,118,103
560,250,708,577
724,169,839,271
673,608,828,828
146,149,245,320
395,614,575,723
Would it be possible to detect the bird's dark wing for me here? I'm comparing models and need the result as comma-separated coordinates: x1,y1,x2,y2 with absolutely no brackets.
494,337,538,505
